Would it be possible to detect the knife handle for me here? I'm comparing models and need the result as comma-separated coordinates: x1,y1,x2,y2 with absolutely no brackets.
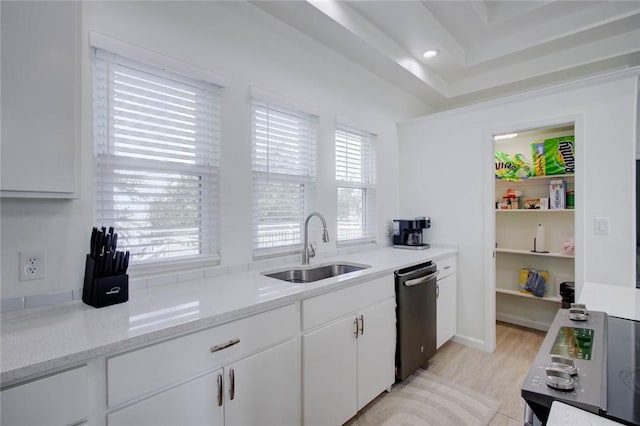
123,251,129,274
90,227,97,258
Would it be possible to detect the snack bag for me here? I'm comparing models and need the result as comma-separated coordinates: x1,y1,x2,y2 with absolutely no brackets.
520,268,550,296
495,152,531,181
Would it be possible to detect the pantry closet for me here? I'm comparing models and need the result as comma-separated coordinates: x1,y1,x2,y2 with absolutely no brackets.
494,125,576,330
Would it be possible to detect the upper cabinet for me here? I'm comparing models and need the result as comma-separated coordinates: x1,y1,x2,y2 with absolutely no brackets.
1,1,80,198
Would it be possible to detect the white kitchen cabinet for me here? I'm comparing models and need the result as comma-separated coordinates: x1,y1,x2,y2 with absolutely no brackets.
436,275,457,348
108,368,225,426
109,338,300,426
303,315,358,426
0,365,88,426
107,303,300,425
436,256,457,349
1,1,80,197
225,338,301,426
302,276,395,426
355,298,396,409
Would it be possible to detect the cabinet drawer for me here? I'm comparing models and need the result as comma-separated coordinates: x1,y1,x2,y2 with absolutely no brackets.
302,275,393,330
437,256,456,280
1,365,88,426
107,303,299,407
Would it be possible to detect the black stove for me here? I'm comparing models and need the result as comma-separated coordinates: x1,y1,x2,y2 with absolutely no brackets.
521,308,640,425
606,315,640,425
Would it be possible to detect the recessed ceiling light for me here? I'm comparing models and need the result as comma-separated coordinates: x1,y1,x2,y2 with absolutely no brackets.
494,133,519,140
422,49,439,59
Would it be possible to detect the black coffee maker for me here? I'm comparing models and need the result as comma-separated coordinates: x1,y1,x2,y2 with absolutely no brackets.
559,282,575,308
392,217,431,249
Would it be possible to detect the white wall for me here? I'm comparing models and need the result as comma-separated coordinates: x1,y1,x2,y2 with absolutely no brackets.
0,1,430,299
398,73,638,349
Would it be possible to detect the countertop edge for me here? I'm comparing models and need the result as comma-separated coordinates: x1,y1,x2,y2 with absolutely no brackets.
1,247,457,386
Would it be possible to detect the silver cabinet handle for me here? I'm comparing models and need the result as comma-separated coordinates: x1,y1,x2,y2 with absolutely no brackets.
210,338,240,353
229,368,235,401
359,314,364,336
217,373,223,407
354,317,359,338
436,283,440,299
404,271,438,287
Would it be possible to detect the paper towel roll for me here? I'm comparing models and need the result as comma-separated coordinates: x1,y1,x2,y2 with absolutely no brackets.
534,224,546,252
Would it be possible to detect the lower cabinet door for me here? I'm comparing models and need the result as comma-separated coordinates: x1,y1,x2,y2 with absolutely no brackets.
225,338,301,426
303,316,358,426
436,274,457,348
1,365,88,426
108,369,224,426
356,298,396,410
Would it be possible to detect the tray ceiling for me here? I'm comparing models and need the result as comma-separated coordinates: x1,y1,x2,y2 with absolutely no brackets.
252,0,640,109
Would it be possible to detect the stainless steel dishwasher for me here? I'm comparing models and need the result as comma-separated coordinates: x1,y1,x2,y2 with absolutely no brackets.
395,261,438,381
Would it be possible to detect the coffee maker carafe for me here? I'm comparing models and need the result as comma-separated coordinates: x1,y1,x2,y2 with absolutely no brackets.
392,217,431,249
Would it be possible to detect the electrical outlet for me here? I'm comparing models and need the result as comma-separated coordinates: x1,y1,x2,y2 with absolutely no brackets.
385,223,393,238
19,251,46,281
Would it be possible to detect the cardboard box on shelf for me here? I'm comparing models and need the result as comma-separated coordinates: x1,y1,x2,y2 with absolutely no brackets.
549,179,566,209
523,198,549,210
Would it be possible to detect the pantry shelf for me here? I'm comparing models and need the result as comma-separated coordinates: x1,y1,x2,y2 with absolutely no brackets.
496,288,562,303
495,248,574,259
496,174,574,184
495,209,574,213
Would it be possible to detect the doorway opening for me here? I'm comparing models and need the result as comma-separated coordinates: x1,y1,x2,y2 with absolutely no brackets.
492,124,576,335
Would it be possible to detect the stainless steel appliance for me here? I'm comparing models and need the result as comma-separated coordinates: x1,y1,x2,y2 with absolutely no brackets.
393,217,431,249
395,261,438,381
521,306,640,425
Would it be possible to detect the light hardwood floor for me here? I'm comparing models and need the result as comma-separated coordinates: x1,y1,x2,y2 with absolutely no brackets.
428,322,546,425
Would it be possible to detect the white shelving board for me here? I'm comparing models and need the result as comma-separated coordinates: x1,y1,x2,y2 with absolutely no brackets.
496,209,574,213
495,288,561,303
495,248,574,259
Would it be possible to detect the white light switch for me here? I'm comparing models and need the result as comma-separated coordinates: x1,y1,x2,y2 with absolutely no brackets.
594,217,609,235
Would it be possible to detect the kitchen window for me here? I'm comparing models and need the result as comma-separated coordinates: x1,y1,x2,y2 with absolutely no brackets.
251,98,318,257
335,123,377,243
93,48,221,265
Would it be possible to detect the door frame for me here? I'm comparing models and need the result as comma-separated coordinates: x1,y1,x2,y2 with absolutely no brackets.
482,113,584,352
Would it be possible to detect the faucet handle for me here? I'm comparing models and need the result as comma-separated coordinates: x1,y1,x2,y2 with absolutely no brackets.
309,244,316,258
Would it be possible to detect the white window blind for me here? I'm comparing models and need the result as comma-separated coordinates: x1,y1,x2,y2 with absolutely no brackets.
335,123,376,243
252,98,317,256
93,48,221,264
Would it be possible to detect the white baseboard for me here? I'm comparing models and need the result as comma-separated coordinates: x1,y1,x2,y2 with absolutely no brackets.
496,313,551,331
451,334,487,351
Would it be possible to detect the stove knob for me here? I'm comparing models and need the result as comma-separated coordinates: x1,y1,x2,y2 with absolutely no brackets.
569,304,589,321
545,367,575,391
550,355,577,375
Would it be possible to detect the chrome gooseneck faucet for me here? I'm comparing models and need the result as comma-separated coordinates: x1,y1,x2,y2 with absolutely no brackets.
302,212,329,265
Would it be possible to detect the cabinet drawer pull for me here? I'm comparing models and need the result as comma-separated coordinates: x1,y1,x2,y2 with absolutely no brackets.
436,283,440,299
229,368,236,401
354,318,359,338
217,373,223,407
359,314,364,336
210,338,240,353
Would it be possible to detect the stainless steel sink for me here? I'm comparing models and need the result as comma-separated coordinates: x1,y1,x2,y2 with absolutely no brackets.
263,263,370,283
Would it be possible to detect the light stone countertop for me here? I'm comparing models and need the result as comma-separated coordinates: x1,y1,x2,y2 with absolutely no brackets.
547,401,622,425
1,246,456,387
578,282,640,321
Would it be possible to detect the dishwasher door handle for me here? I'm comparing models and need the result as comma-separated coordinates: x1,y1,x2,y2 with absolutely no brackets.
404,271,438,287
